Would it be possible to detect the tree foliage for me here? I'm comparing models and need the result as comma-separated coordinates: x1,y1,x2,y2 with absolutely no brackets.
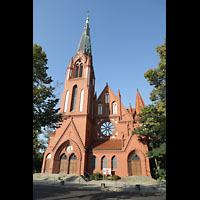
33,44,62,156
132,39,166,179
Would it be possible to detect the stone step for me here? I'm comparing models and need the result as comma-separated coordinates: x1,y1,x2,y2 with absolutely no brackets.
33,173,87,183
33,173,68,180
120,176,158,185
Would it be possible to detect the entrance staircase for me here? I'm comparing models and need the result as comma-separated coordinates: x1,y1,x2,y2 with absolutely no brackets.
33,173,87,183
120,176,158,186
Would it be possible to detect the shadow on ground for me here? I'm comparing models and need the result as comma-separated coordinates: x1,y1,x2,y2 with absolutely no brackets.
33,184,166,200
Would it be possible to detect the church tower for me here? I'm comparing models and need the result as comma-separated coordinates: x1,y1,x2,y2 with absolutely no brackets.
59,14,95,148
41,15,95,175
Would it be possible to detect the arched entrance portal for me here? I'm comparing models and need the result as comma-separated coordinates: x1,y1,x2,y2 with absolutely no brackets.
68,154,77,174
128,152,142,176
52,139,82,174
59,154,68,174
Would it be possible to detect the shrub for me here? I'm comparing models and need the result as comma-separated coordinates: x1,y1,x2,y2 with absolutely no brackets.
90,172,103,181
154,168,166,182
111,175,121,181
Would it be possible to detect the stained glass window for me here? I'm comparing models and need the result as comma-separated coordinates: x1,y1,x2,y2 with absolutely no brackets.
100,121,115,136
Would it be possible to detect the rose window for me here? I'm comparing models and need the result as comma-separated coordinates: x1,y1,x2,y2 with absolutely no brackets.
100,121,115,136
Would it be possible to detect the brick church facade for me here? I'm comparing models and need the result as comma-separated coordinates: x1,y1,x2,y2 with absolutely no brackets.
41,16,151,178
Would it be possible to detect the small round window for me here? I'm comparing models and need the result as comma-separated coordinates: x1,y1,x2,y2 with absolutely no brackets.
100,121,115,136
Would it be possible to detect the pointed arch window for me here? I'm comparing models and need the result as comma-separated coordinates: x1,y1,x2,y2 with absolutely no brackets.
64,90,69,113
79,63,83,77
112,101,117,114
75,62,83,78
75,64,79,78
70,85,78,111
101,156,107,169
92,156,97,170
79,89,84,112
105,92,109,103
98,103,102,115
112,156,117,169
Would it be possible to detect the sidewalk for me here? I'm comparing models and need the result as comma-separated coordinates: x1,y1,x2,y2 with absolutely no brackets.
33,178,166,194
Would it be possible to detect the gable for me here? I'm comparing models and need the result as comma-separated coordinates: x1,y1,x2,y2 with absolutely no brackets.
52,117,85,152
96,84,132,121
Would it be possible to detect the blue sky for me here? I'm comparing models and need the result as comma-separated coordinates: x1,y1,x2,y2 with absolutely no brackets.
33,0,166,110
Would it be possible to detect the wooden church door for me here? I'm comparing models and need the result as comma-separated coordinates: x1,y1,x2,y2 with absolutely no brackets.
69,154,77,174
59,154,68,174
130,154,142,176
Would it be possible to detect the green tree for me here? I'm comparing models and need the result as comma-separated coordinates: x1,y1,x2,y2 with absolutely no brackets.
132,39,166,180
33,44,62,171
38,126,55,152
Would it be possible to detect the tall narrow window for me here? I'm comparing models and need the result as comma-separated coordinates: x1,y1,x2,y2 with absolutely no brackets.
92,156,97,170
79,89,84,112
101,156,107,169
85,67,88,78
88,91,90,113
87,67,90,85
98,103,102,115
79,63,83,77
75,64,79,78
112,101,117,114
112,156,117,169
105,92,109,103
71,85,78,111
64,90,69,113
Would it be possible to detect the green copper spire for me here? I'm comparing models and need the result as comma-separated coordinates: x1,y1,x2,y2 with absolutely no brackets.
77,13,92,56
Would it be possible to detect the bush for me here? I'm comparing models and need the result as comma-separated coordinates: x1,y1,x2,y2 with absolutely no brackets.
111,175,121,181
90,172,103,181
154,168,166,182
